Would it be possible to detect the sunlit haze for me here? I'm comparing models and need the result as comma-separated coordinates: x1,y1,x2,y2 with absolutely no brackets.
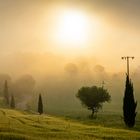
0,0,140,86
54,10,90,47
0,0,140,127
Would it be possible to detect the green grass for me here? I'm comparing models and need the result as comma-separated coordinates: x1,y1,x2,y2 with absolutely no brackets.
0,109,140,140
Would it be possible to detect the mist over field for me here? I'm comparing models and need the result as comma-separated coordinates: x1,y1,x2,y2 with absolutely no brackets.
0,54,140,115
0,1,140,139
0,0,140,115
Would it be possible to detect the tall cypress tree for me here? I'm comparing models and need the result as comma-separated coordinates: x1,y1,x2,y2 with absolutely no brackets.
38,94,43,115
10,95,15,109
4,80,9,105
123,75,137,127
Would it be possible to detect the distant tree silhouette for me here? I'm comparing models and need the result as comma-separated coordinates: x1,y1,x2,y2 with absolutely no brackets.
123,75,137,127
38,94,43,115
4,80,9,106
10,95,15,109
76,86,111,118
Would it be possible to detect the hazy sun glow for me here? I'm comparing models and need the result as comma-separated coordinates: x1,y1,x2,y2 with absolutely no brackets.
53,10,91,48
43,6,101,53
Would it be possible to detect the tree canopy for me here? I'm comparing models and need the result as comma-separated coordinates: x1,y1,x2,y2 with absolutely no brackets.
4,80,9,106
10,95,15,109
38,94,43,115
76,86,111,118
123,75,137,127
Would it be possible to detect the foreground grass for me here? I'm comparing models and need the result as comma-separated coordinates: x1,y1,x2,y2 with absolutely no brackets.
0,109,140,140
65,112,140,131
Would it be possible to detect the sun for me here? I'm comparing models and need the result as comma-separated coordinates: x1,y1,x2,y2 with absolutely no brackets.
54,10,90,47
43,7,101,53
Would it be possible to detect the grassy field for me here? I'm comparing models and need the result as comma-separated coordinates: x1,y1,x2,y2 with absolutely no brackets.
0,109,140,140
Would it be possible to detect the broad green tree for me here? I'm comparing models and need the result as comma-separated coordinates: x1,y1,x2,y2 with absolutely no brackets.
76,86,111,118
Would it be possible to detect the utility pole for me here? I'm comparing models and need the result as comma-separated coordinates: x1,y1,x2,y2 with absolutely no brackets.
122,56,134,78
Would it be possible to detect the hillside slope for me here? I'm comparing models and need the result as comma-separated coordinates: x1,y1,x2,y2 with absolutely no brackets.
0,109,140,140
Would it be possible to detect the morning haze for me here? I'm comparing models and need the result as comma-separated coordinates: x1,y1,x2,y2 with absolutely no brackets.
0,1,140,139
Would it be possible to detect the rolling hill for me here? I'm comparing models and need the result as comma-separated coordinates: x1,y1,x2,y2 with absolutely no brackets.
0,109,140,140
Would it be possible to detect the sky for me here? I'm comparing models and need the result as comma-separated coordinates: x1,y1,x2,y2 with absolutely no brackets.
0,0,140,78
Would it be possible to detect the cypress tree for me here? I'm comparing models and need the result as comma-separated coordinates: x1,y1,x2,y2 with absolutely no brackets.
123,75,137,127
4,80,9,105
10,95,15,109
38,94,43,115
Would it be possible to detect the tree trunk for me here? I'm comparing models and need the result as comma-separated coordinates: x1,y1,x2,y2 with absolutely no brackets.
91,109,94,119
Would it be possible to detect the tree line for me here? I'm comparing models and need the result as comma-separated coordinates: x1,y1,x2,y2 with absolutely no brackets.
2,80,43,115
1,74,137,128
76,74,137,128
